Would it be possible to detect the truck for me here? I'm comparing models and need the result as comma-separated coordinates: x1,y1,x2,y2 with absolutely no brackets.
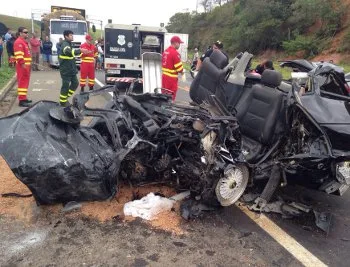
104,23,188,92
41,6,89,67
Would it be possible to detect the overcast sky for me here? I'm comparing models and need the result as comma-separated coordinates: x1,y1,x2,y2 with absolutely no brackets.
1,0,199,27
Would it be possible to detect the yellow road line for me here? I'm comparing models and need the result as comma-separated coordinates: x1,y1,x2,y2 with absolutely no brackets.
237,205,328,267
178,85,190,91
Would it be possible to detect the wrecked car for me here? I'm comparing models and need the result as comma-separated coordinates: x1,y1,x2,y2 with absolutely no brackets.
1,49,350,220
190,50,350,214
0,87,246,206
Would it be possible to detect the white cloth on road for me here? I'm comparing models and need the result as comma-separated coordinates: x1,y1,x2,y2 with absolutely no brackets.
123,193,174,220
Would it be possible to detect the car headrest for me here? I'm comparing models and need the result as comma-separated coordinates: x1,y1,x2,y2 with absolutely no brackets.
261,69,282,88
209,49,228,69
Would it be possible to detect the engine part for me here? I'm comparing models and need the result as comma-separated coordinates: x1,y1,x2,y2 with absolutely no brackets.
250,165,281,211
49,105,83,125
336,162,350,185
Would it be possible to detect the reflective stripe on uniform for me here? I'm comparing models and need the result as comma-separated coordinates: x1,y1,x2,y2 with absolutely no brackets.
59,55,74,59
17,87,28,96
174,62,182,68
63,46,70,54
82,60,94,63
72,49,82,57
162,72,178,78
67,89,75,96
162,67,177,73
14,51,24,55
83,57,94,60
175,66,183,72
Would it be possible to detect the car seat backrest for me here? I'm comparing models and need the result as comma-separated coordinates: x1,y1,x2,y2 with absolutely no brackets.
261,69,282,88
190,50,228,104
210,49,229,69
236,70,284,145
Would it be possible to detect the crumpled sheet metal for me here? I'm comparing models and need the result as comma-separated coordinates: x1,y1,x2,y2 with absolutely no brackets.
0,101,121,204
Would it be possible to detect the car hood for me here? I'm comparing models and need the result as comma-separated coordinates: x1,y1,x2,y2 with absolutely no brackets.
279,59,316,72
301,93,350,125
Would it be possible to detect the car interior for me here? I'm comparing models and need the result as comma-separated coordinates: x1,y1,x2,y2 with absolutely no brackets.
190,50,288,163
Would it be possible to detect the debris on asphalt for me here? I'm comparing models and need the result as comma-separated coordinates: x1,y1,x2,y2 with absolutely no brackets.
123,192,175,220
314,211,332,235
180,199,216,220
0,157,184,233
62,201,82,213
0,156,36,222
169,191,191,202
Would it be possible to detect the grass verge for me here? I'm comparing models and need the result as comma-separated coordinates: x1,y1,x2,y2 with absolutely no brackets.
0,53,16,89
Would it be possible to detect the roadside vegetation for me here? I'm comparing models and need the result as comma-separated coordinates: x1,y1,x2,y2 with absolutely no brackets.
167,0,348,58
0,53,16,89
0,14,41,34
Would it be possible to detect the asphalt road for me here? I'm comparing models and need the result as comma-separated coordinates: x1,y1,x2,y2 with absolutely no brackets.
1,68,350,266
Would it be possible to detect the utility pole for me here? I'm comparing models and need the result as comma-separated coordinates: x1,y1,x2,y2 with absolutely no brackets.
87,16,104,39
31,12,34,33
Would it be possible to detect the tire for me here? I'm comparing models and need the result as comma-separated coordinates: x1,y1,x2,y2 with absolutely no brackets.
190,64,196,79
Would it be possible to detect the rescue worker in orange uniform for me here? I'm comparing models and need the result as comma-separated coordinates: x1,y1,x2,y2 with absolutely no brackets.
80,34,98,92
162,36,184,101
14,27,32,107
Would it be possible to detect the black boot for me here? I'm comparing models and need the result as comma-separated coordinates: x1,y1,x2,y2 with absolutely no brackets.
60,101,71,107
19,99,32,107
81,86,85,93
89,86,94,91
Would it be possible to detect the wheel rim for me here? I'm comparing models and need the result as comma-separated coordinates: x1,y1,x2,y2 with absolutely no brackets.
215,165,249,206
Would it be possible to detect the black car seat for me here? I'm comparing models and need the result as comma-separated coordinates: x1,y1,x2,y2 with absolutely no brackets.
235,69,284,163
190,49,228,104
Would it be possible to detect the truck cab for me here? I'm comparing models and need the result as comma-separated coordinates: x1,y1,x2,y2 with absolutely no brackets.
104,24,167,84
48,16,88,67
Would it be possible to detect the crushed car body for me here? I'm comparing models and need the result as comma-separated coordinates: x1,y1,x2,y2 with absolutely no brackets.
0,49,350,227
0,86,246,206
189,50,350,216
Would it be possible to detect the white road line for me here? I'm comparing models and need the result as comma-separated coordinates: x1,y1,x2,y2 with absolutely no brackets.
95,78,105,87
95,78,114,97
237,205,327,267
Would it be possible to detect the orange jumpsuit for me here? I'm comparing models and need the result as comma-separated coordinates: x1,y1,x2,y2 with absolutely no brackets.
14,37,32,101
162,46,183,101
80,42,97,89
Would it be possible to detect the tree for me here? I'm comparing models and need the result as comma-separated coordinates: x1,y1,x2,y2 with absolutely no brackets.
200,0,210,13
166,12,193,33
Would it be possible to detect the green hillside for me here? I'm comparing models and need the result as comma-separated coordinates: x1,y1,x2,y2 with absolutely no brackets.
166,0,350,59
0,14,41,34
